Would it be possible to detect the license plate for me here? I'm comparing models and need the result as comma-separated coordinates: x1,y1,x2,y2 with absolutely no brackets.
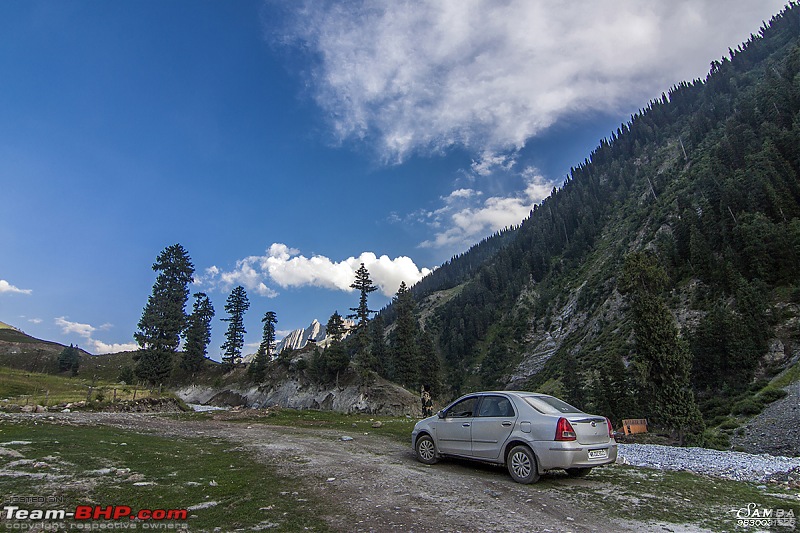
588,449,608,460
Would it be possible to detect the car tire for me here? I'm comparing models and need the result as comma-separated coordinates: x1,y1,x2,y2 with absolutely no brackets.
507,445,540,484
415,435,438,465
566,467,592,477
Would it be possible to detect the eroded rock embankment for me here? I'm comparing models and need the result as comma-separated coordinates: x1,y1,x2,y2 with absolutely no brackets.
176,377,421,417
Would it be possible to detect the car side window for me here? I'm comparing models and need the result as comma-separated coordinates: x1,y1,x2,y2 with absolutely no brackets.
477,395,516,417
445,397,478,418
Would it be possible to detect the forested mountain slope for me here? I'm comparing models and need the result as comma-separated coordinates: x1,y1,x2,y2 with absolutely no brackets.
391,4,800,431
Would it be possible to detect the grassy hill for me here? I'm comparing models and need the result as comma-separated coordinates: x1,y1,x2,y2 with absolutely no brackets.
0,366,152,405
0,320,137,382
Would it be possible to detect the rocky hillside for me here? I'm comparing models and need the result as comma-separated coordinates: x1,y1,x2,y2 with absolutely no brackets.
178,352,421,416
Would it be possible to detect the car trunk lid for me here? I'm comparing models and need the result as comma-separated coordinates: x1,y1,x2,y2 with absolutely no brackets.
567,416,609,445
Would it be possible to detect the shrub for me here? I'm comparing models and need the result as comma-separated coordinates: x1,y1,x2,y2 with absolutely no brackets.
731,398,764,416
698,396,729,419
706,414,729,427
749,379,770,393
717,418,740,431
758,387,788,404
703,430,731,450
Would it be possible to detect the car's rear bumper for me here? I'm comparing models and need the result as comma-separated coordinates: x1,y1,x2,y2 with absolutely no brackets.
535,440,618,471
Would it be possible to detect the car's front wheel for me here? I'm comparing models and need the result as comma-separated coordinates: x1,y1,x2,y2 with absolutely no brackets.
415,435,438,465
507,445,540,484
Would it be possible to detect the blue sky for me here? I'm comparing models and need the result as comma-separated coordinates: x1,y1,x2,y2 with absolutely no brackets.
0,1,787,357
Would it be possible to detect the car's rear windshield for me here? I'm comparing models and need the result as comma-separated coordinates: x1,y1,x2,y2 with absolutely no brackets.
523,396,582,414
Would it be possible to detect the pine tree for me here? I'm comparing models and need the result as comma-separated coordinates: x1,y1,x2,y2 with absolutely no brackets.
58,344,80,374
326,311,347,342
392,281,420,389
619,252,703,443
348,263,377,354
370,315,390,377
117,365,135,385
561,352,586,408
249,311,277,381
317,311,350,383
221,286,249,369
417,329,440,397
134,244,195,385
181,292,215,375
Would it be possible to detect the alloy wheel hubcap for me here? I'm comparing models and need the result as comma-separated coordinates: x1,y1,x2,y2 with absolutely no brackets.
419,440,435,460
511,452,531,477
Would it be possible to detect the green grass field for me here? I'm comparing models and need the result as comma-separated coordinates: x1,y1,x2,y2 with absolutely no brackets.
0,420,331,531
0,366,152,406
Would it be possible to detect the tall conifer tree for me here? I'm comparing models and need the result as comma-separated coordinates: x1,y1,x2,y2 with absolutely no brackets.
221,286,249,369
620,252,703,443
134,244,195,384
319,311,350,382
370,315,390,377
417,329,440,397
348,263,378,355
181,292,214,375
391,281,420,389
249,311,277,381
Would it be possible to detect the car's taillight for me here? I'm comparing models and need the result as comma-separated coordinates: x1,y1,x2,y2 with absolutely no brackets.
606,417,615,440
555,417,576,441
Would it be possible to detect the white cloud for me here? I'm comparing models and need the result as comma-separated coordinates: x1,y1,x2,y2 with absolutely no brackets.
420,170,556,249
28,318,42,324
444,189,481,202
471,152,516,177
215,257,279,297
89,339,138,355
206,244,432,298
0,279,32,295
278,0,786,161
55,317,95,338
54,317,136,355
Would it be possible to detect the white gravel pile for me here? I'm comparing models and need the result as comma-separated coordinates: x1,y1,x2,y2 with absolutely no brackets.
617,443,800,483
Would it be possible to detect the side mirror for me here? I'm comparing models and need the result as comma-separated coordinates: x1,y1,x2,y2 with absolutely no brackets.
437,410,445,419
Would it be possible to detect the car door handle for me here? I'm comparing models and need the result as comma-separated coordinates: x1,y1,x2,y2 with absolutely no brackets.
462,423,471,427
501,422,513,427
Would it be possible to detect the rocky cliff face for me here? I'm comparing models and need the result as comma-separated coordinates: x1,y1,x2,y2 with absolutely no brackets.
272,318,357,354
274,320,326,354
176,376,421,416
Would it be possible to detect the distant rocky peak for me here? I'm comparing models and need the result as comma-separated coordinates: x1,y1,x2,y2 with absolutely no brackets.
275,319,328,354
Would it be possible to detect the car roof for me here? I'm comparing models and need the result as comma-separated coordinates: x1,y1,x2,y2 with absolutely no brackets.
460,391,550,398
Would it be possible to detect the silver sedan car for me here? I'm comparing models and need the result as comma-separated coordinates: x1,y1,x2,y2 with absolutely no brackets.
411,391,617,483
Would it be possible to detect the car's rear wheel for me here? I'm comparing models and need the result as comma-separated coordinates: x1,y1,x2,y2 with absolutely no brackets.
507,445,540,484
566,467,592,477
415,435,438,465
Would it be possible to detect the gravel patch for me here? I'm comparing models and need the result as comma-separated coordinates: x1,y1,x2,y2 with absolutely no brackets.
617,443,800,482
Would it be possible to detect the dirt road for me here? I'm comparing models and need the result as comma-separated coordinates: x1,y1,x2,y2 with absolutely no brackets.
15,412,645,532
